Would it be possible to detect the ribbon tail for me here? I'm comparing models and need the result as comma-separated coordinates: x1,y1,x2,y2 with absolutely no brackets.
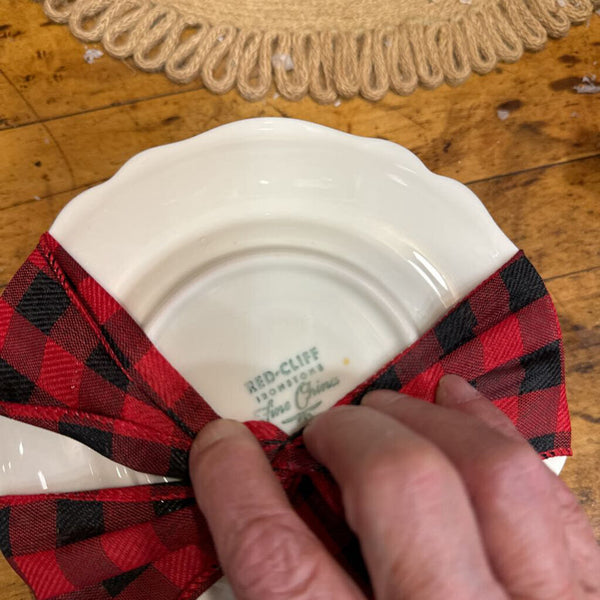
0,484,220,600
287,471,371,597
335,251,571,459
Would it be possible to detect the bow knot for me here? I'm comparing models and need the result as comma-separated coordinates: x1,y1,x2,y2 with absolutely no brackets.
0,235,571,600
246,420,321,485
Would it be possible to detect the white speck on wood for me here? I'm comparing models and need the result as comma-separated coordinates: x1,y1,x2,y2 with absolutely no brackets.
271,53,294,71
333,99,342,107
556,0,566,7
574,74,600,94
496,108,510,121
272,92,280,99
570,111,579,118
460,0,472,5
83,48,104,64
33,195,41,201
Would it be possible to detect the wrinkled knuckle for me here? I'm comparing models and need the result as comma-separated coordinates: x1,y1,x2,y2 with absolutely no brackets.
357,447,407,487
560,490,587,525
396,446,450,491
555,479,587,522
397,451,456,513
478,443,544,497
349,444,449,520
414,444,449,483
227,512,320,599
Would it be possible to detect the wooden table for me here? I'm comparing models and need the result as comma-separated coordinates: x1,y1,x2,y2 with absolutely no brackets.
1,2,599,597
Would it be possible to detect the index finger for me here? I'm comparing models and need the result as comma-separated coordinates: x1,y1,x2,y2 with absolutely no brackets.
303,405,506,600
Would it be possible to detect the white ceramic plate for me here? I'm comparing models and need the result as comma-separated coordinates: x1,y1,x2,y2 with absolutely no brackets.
0,118,566,598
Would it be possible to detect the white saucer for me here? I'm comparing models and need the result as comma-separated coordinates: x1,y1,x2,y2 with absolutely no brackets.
0,119,566,598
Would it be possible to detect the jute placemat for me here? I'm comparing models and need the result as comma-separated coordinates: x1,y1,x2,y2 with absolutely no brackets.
40,0,596,102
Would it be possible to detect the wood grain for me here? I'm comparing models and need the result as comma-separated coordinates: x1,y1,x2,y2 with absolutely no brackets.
0,554,32,600
0,0,598,133
0,1,599,597
1,1,600,209
470,155,600,280
548,268,600,537
0,186,81,285
0,0,203,128
3,71,599,209
0,71,36,128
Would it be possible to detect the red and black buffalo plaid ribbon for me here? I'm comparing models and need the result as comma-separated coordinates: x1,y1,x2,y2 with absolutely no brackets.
0,233,571,600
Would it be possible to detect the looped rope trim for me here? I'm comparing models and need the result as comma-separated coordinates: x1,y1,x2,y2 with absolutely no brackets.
41,0,597,102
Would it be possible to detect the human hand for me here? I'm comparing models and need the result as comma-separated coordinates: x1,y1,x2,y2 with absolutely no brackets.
189,375,600,599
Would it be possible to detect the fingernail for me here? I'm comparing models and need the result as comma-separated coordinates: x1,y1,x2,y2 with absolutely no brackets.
302,410,326,434
192,419,247,454
303,404,353,435
362,389,403,407
436,375,478,406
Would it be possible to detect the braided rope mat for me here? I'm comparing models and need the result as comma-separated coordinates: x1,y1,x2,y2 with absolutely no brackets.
40,0,597,102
